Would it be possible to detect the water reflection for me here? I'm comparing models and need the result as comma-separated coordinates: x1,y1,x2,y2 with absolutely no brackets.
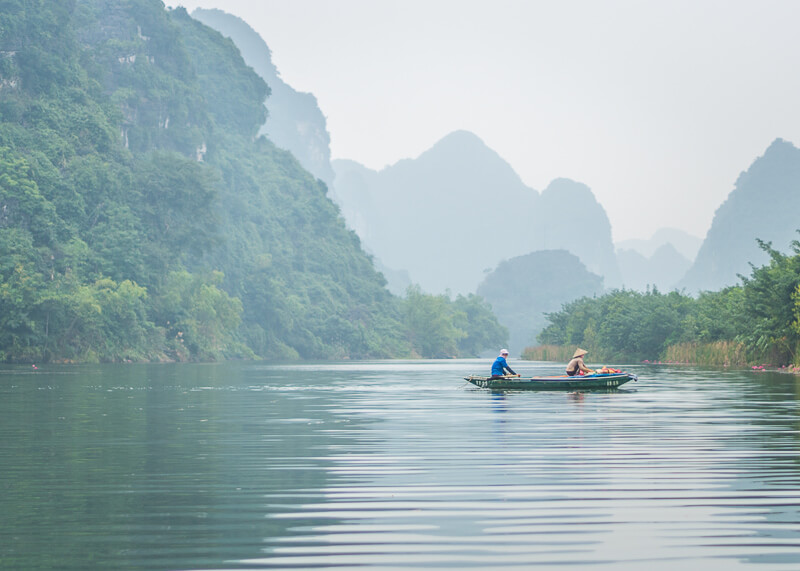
3,361,800,569
250,362,800,570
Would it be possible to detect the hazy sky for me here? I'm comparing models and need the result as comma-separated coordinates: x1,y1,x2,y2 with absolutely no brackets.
174,0,800,242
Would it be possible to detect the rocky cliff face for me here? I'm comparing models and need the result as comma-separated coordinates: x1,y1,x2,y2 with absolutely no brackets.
679,138,800,292
190,8,335,188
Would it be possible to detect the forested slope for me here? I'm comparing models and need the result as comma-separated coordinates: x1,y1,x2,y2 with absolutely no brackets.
0,0,422,361
190,8,335,188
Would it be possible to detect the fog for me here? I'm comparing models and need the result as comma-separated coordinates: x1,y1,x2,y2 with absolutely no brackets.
176,0,800,242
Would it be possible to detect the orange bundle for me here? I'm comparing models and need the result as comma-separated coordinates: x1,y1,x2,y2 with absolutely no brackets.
599,366,621,374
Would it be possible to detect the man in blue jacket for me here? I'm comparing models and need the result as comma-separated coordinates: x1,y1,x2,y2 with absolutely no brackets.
491,349,518,379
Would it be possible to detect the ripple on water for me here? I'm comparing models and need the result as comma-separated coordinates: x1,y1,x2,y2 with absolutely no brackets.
5,362,800,570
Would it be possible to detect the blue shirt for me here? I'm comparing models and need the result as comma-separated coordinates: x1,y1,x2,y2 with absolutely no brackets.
491,356,515,376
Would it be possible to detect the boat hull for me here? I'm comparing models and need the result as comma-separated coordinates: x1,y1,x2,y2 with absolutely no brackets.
464,372,637,391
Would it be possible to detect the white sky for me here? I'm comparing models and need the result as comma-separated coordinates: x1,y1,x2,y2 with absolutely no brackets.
174,0,800,242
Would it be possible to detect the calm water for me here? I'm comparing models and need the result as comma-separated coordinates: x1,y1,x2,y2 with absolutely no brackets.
2,360,800,570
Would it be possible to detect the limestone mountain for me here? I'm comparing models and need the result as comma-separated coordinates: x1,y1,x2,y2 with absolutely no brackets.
679,139,800,292
190,8,335,188
0,0,407,361
477,250,604,355
537,178,621,287
333,132,620,294
616,227,702,262
333,130,539,294
617,243,691,292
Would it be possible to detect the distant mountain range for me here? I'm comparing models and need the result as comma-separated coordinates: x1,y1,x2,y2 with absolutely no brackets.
189,8,701,300
615,228,699,292
616,244,692,292
616,228,702,261
333,131,620,294
189,9,800,312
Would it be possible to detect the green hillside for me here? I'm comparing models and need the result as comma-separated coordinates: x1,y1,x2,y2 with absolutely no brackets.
0,0,445,362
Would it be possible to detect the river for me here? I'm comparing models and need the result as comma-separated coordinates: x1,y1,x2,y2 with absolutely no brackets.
2,359,800,570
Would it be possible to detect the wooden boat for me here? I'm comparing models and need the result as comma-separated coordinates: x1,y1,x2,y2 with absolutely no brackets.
464,372,637,391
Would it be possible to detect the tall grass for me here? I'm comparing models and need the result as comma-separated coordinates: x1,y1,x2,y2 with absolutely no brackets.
523,340,795,369
525,341,750,368
663,341,748,367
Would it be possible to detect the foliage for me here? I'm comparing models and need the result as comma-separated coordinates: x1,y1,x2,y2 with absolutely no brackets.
738,238,800,363
150,270,249,361
477,249,603,353
533,237,800,366
402,286,507,358
793,284,800,342
537,289,694,361
403,285,465,358
679,286,745,343
35,277,159,363
0,1,505,363
0,258,161,363
452,293,508,357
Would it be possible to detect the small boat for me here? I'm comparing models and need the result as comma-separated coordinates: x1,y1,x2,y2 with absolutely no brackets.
464,372,638,391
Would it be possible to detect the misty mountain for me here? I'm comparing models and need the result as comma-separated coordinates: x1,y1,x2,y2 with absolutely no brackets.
190,8,335,188
332,131,620,294
333,131,538,294
617,243,691,292
537,178,621,287
616,227,702,261
477,250,604,355
679,138,800,292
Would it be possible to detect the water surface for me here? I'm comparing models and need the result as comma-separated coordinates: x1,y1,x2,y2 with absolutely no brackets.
2,360,800,569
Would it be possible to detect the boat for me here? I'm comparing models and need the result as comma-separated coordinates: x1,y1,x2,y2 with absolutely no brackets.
464,372,638,391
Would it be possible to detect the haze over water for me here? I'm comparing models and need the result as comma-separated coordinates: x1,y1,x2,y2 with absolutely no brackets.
3,361,800,569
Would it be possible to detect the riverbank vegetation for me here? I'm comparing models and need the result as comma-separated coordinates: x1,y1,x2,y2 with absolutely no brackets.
525,239,800,367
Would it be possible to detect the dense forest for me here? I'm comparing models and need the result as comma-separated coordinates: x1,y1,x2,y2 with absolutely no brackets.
529,238,800,367
0,0,506,362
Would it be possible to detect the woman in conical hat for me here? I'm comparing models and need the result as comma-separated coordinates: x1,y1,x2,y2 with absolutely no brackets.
566,348,594,376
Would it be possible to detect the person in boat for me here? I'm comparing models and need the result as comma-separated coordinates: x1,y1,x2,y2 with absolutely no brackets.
491,349,519,379
566,348,595,376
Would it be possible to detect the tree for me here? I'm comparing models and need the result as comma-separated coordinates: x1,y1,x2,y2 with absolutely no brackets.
403,285,465,358
739,238,800,363
452,293,508,357
149,270,248,361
